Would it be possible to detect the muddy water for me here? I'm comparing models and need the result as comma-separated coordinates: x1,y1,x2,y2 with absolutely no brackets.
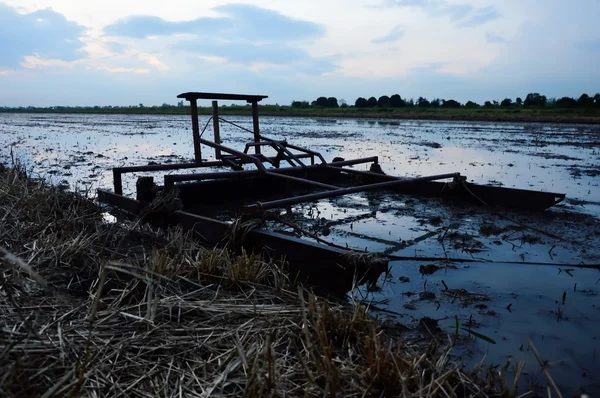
1,113,599,394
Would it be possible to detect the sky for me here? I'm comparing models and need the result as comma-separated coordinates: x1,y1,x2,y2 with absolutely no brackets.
0,0,599,107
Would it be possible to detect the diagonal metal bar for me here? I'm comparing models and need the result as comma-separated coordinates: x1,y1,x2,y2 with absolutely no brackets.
264,172,338,190
198,137,266,172
243,173,461,212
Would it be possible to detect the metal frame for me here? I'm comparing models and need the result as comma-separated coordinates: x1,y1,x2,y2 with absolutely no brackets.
98,90,567,295
111,92,329,195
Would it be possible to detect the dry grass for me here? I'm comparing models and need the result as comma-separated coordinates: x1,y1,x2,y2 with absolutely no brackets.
0,166,513,397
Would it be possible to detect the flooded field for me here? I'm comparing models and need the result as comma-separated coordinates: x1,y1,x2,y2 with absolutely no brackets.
1,113,599,394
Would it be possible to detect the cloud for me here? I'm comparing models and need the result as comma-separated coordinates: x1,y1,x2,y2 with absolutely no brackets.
372,25,405,44
0,3,86,69
439,3,473,21
18,51,160,75
456,6,500,28
104,3,325,42
103,15,229,39
384,0,499,28
485,33,506,43
178,41,306,64
212,3,325,42
408,61,447,73
180,40,338,74
104,4,332,75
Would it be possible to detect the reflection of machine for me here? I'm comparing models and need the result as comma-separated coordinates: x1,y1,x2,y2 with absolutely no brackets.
97,92,566,295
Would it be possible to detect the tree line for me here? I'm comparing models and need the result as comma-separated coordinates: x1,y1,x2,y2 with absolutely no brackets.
291,93,600,109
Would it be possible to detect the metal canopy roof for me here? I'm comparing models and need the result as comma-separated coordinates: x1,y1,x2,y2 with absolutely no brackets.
177,92,268,102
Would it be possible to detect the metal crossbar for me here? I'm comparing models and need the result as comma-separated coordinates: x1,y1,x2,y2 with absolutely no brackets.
218,116,319,168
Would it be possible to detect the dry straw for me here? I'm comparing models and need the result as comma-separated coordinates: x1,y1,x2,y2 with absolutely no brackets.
0,166,516,397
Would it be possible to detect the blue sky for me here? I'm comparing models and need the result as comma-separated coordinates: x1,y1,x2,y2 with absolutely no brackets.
0,0,599,106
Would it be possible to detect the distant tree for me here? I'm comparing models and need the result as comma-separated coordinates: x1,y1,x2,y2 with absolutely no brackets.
389,94,405,107
326,97,339,108
547,97,556,105
315,97,328,107
516,97,523,106
311,100,318,107
417,97,430,108
377,95,390,107
500,98,513,107
465,101,479,108
367,97,378,107
291,100,310,108
484,101,493,108
408,98,415,107
442,99,461,108
578,93,594,107
556,97,577,108
524,93,547,107
339,99,348,108
594,93,600,106
430,98,441,108
161,103,171,108
139,103,144,108
355,97,368,108
177,100,184,107
493,100,499,106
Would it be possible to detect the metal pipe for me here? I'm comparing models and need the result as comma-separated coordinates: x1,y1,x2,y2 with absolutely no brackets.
244,141,299,167
285,142,328,164
270,141,306,168
116,162,211,174
165,169,262,185
118,153,317,177
198,137,267,172
255,135,306,167
113,169,123,195
164,163,329,187
212,101,221,159
326,166,400,181
243,173,460,212
163,156,380,185
190,99,202,163
251,100,261,155
326,156,379,167
264,172,338,190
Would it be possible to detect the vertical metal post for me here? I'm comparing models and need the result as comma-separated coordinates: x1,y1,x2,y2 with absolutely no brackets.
113,169,123,195
190,99,202,163
251,100,261,155
212,100,221,159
